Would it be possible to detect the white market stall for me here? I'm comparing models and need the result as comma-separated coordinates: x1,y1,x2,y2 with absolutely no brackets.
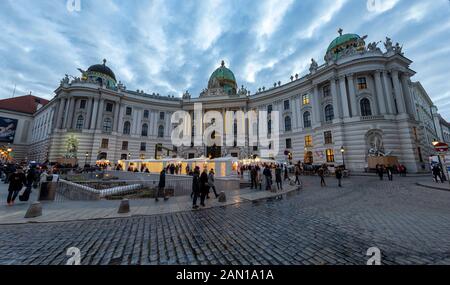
212,156,239,177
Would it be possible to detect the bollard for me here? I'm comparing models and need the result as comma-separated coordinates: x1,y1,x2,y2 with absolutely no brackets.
218,192,226,203
24,202,43,218
118,199,130,214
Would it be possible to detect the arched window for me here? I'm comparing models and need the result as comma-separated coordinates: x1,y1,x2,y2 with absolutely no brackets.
123,121,131,135
284,116,292,132
76,115,84,130
158,125,164,138
103,118,112,133
141,123,148,137
325,105,334,122
360,98,372,117
303,111,311,128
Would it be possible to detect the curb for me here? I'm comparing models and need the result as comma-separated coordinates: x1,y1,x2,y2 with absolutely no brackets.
416,182,450,192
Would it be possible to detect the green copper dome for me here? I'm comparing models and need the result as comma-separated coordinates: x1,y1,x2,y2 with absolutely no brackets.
327,33,360,53
208,61,237,95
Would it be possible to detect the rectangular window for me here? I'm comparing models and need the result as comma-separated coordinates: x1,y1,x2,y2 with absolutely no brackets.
140,142,146,151
80,100,87,109
106,103,113,112
305,135,313,147
326,149,335,163
122,141,128,151
323,85,330,97
126,107,132,116
253,146,258,151
101,139,109,149
160,112,165,120
284,100,290,110
302,94,310,105
286,138,292,149
324,131,333,144
144,110,149,119
357,77,368,90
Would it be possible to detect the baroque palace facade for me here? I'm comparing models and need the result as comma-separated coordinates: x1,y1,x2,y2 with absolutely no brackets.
8,30,449,172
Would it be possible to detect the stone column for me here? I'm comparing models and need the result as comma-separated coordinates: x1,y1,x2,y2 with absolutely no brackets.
113,100,120,132
338,76,350,118
401,74,414,116
391,70,407,114
65,97,74,129
346,74,358,117
330,78,340,119
291,96,298,130
116,104,124,133
374,71,387,115
312,87,321,126
367,76,379,115
90,98,99,130
86,98,93,129
56,98,65,129
382,72,396,114
95,99,105,129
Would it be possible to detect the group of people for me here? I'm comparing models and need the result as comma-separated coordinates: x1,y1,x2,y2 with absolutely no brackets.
190,167,218,209
1,163,53,206
375,164,407,181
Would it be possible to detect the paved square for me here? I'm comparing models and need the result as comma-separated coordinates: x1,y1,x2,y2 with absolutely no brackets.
1,175,450,265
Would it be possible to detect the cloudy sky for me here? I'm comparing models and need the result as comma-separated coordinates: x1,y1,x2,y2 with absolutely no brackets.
0,0,449,118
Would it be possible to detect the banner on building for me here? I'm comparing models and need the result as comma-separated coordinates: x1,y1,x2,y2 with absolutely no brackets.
0,117,18,143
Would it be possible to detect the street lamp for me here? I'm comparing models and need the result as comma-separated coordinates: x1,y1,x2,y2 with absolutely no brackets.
340,146,346,169
7,148,12,153
128,153,131,159
85,152,89,166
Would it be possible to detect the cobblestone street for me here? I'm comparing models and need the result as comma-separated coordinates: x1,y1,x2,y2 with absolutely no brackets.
1,175,450,265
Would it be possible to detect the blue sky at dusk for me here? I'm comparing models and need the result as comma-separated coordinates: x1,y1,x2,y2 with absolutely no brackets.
0,0,449,118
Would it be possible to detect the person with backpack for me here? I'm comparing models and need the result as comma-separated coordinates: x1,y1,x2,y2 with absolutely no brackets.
7,167,26,206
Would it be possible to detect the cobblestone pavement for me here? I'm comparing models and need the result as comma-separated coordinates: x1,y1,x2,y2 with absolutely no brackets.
1,175,450,265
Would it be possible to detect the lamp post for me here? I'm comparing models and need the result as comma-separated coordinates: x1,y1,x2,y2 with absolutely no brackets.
85,152,89,166
340,146,346,169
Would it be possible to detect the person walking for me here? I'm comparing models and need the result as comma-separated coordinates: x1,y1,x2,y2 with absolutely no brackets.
433,165,443,183
7,167,26,206
318,167,326,187
386,165,394,181
376,164,384,180
200,168,209,206
284,165,289,181
275,165,283,191
294,165,301,185
250,166,257,189
192,168,201,209
208,168,219,198
335,167,343,187
263,165,272,191
155,169,167,202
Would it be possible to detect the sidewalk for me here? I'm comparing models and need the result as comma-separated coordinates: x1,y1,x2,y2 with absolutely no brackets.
416,181,450,192
0,183,300,225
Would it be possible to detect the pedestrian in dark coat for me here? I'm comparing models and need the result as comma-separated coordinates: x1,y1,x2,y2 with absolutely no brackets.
7,167,26,206
275,165,283,191
263,166,272,191
318,167,326,187
200,169,209,206
192,168,201,209
335,167,343,187
156,169,167,202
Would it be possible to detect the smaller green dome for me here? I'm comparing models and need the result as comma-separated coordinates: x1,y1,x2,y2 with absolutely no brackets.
327,33,360,53
208,61,237,95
